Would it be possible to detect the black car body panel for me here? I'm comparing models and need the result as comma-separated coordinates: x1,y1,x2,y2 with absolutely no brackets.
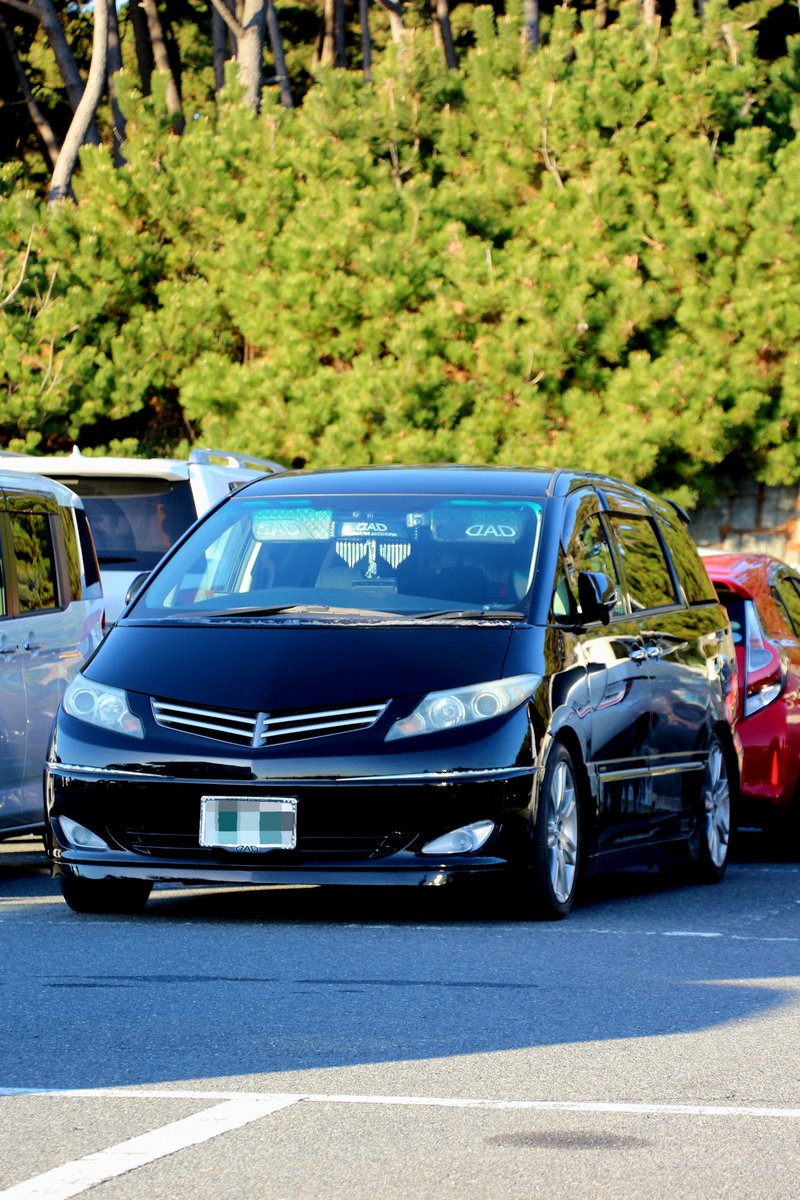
44,466,740,915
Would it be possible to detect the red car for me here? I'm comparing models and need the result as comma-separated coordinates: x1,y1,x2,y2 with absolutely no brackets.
703,552,800,836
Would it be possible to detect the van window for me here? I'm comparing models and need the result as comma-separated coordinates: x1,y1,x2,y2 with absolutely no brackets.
74,508,102,591
553,511,624,620
608,514,677,612
60,477,197,572
60,507,82,601
11,512,59,613
656,512,717,605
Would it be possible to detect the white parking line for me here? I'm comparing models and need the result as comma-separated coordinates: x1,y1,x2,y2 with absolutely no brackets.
2,1087,800,1199
0,1096,298,1200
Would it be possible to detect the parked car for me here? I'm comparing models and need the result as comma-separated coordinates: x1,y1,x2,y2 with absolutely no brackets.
702,551,800,835
0,448,283,622
0,470,104,839
44,466,739,918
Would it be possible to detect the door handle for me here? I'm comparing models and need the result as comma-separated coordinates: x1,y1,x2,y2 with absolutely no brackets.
629,648,646,663
23,640,44,652
646,645,663,659
0,643,19,655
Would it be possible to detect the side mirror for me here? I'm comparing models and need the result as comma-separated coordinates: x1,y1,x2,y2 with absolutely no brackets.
124,572,149,607
577,571,618,626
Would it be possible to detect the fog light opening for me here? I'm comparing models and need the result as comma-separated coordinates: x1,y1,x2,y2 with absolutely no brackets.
58,817,110,851
421,819,496,856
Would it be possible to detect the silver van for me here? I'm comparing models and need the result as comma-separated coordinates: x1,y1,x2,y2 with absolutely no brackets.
0,471,104,838
0,448,283,622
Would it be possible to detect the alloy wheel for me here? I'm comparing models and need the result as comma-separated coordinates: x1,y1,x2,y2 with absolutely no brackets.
546,760,579,904
704,742,731,870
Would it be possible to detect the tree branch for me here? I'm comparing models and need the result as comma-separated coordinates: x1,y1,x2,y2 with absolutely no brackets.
0,227,35,311
210,0,243,41
0,0,41,17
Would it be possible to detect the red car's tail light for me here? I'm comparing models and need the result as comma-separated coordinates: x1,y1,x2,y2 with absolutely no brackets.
742,600,786,717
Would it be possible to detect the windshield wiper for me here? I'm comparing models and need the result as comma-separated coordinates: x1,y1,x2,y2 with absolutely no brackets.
202,604,400,619
414,609,527,621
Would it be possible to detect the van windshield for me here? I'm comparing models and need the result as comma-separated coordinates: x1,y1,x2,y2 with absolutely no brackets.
133,494,543,619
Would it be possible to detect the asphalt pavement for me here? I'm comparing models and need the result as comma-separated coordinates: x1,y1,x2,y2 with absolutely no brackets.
0,832,798,1199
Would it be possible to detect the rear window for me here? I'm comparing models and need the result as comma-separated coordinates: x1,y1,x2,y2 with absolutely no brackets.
60,477,198,572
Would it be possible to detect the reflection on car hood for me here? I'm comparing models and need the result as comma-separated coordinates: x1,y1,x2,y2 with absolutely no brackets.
86,624,516,710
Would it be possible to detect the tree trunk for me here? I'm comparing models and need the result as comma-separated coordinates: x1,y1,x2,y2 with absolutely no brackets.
523,0,539,51
0,9,60,166
376,0,404,45
319,0,334,67
265,0,293,108
212,0,235,91
642,0,658,25
359,0,372,83
239,0,265,111
129,0,154,94
47,0,107,204
333,0,345,67
594,0,608,29
141,0,183,131
432,0,457,70
106,0,126,165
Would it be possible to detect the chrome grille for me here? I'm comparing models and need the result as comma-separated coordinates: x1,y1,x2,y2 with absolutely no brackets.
151,697,387,747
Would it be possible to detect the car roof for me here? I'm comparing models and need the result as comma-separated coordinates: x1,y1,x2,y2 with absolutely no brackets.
701,551,794,597
0,448,192,482
231,464,652,501
0,468,85,508
0,447,282,483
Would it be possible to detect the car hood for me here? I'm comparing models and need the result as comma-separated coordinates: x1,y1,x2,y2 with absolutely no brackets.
86,622,518,710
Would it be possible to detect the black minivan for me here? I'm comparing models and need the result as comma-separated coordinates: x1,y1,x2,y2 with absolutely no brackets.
45,466,739,918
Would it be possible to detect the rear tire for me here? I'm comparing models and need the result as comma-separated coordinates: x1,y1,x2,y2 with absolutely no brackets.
525,744,581,919
693,736,733,884
60,875,152,915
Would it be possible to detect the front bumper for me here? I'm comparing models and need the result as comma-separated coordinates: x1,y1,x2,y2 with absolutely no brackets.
45,761,540,888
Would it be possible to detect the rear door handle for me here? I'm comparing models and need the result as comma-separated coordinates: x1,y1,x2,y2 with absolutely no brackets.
23,640,44,652
0,643,19,655
646,645,663,659
629,648,646,663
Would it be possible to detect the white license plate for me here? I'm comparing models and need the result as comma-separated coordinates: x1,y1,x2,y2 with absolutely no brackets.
199,796,298,851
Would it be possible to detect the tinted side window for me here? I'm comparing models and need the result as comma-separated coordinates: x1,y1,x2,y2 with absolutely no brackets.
11,512,59,613
0,535,6,618
553,509,624,620
60,507,82,601
771,577,800,636
657,513,717,604
74,508,102,591
608,514,677,611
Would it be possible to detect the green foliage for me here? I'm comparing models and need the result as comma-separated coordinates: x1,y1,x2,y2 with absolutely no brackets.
1,5,799,507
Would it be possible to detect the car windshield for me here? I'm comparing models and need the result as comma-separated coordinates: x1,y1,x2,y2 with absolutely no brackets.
60,476,198,571
132,493,544,619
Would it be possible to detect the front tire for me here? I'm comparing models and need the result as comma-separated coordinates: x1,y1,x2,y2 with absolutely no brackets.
526,744,581,919
60,875,152,915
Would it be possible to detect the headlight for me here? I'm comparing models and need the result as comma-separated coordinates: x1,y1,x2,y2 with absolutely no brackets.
62,672,144,739
385,673,540,741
